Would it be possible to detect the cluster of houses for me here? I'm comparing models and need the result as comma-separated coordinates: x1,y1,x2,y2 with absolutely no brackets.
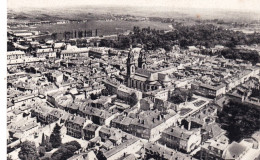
7,29,260,160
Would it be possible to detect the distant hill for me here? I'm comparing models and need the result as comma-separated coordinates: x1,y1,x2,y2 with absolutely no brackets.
7,6,260,23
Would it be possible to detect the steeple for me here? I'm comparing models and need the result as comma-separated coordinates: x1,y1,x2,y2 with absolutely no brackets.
138,47,147,69
127,49,136,76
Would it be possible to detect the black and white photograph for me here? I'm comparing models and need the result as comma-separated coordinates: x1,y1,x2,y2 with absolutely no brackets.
3,0,260,159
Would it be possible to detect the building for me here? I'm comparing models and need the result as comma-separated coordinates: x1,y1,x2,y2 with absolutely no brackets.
60,45,89,59
129,110,179,141
83,123,99,140
65,114,86,138
47,109,64,124
144,142,196,160
89,47,109,59
125,48,172,92
192,82,226,98
7,51,26,60
200,135,229,160
160,126,201,153
200,136,257,160
117,84,142,102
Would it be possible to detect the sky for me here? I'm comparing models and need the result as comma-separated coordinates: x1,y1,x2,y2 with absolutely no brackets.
7,0,260,12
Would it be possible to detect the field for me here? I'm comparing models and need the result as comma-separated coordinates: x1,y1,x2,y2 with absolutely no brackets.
11,20,172,36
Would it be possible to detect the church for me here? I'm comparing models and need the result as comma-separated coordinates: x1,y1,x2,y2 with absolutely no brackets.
126,48,172,92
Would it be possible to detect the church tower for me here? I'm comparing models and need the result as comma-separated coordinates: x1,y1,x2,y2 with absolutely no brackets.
127,49,136,76
138,48,147,69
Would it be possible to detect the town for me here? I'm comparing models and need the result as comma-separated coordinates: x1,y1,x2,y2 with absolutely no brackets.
6,2,260,160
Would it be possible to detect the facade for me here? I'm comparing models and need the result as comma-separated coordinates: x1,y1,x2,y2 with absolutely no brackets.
117,84,142,102
89,47,109,59
61,45,89,59
83,123,99,140
160,126,201,153
65,114,86,138
192,82,226,98
7,51,26,60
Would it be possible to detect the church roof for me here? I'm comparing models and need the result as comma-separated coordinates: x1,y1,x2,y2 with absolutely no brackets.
135,68,153,77
134,75,147,82
147,73,158,82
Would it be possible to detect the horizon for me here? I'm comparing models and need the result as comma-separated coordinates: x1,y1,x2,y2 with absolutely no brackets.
7,0,260,13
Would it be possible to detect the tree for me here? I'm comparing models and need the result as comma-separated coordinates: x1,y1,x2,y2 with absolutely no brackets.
217,100,260,142
45,142,53,152
101,89,109,96
18,141,39,160
7,156,13,160
170,88,193,104
129,92,138,107
49,123,62,148
63,141,81,150
38,146,46,157
7,42,15,51
40,133,46,146
51,141,81,160
90,93,98,100
51,33,58,40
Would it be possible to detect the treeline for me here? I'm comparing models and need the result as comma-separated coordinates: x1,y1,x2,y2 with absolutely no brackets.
99,24,260,63
201,48,260,64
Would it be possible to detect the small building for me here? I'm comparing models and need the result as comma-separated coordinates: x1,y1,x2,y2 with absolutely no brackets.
160,126,201,153
7,51,26,60
83,123,99,140
65,114,86,138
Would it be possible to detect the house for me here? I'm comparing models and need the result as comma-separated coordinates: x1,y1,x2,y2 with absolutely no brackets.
144,142,196,160
111,115,134,133
78,106,113,126
99,126,112,142
200,135,229,160
191,82,226,98
8,117,39,140
65,114,86,138
83,123,99,140
97,134,141,160
117,84,142,103
47,109,64,124
46,71,64,83
129,110,179,141
53,42,66,52
67,151,98,160
201,135,257,160
60,45,89,59
31,104,51,124
89,47,109,59
36,48,53,58
160,126,201,153
7,51,25,60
